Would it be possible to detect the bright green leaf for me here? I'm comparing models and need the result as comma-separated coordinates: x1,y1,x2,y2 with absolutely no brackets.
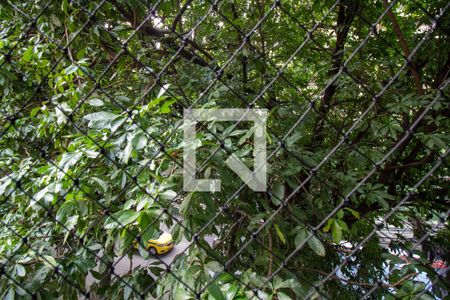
104,210,139,229
274,224,286,244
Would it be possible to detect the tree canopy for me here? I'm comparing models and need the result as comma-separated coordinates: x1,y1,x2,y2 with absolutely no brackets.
0,0,449,299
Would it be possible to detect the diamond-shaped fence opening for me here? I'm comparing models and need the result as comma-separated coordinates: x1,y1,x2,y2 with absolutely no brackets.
1,0,449,299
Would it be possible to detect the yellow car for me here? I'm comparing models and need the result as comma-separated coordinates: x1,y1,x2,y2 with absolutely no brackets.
135,231,174,255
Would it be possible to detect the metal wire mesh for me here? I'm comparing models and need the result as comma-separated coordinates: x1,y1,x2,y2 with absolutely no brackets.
0,0,449,299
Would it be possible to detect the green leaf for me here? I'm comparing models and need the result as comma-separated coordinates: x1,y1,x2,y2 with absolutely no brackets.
378,198,390,210
65,215,78,231
274,224,286,244
206,261,223,273
160,189,177,200
224,283,239,300
337,219,349,232
131,129,147,150
295,229,308,248
5,288,14,300
180,192,192,215
174,285,190,300
376,190,396,201
30,266,51,289
122,139,133,164
84,111,119,121
343,207,360,219
104,210,139,229
216,273,234,283
286,132,302,147
147,97,165,110
331,221,342,244
124,286,133,300
228,129,248,136
58,151,82,172
110,116,126,132
91,177,108,192
50,14,62,26
139,212,156,242
238,126,256,145
15,264,26,277
308,235,325,256
22,47,33,62
87,98,104,106
418,294,436,300
275,278,296,290
42,255,58,268
56,200,76,223
84,111,122,130
159,99,177,114
271,180,285,206
323,219,333,232
207,283,226,300
254,255,269,266
381,253,404,265
64,65,78,75
277,292,292,300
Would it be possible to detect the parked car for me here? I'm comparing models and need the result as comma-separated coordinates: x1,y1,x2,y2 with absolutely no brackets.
135,231,174,255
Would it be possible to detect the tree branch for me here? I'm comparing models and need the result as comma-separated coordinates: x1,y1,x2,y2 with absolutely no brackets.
383,0,424,96
171,0,193,32
381,151,434,171
110,0,210,67
313,0,360,145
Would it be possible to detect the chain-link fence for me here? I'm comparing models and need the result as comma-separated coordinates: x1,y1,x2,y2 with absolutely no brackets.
0,0,449,299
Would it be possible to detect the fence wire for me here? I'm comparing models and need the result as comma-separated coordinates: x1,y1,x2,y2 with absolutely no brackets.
0,0,449,299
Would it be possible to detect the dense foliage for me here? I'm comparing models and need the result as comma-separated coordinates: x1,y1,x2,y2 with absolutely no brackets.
0,0,449,299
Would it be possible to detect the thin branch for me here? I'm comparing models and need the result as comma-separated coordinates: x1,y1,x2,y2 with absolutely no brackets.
171,0,194,32
110,0,170,36
383,0,424,96
109,0,211,67
313,0,360,145
382,151,434,171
